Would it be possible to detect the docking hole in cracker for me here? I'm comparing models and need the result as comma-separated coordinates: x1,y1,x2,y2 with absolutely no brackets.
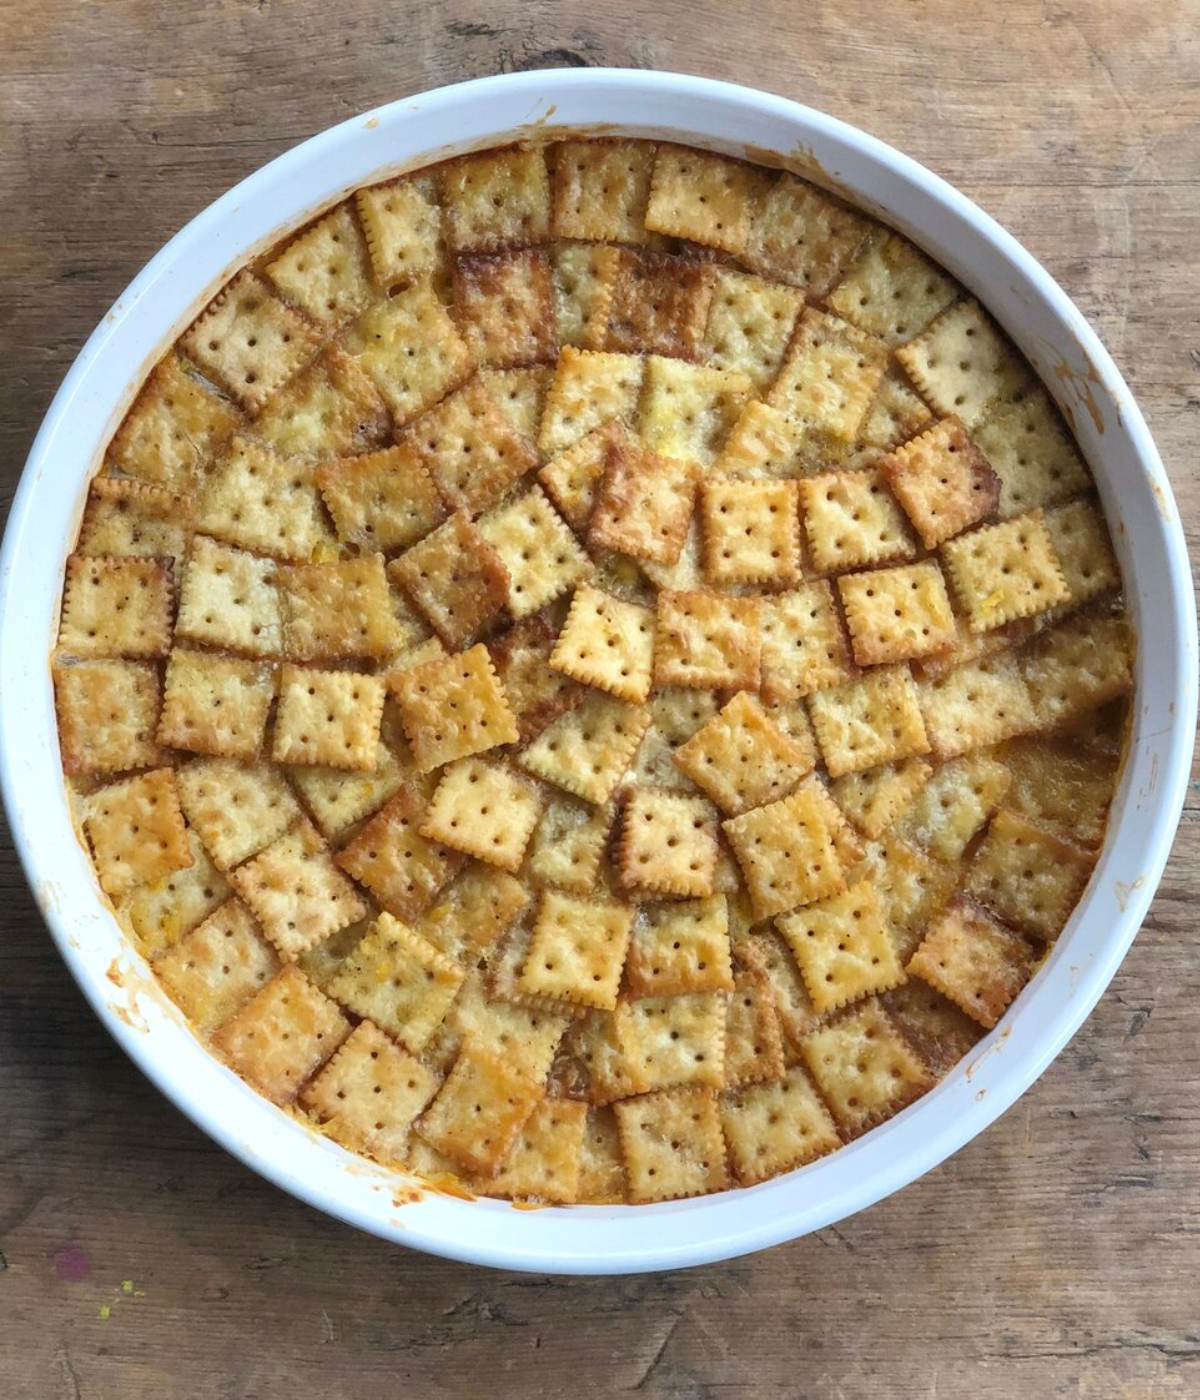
52,136,1130,1204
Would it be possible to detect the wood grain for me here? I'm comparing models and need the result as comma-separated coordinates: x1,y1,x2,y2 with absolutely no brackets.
1,2,1198,1396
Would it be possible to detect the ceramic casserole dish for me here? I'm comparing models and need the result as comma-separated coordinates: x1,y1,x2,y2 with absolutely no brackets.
0,68,1194,1274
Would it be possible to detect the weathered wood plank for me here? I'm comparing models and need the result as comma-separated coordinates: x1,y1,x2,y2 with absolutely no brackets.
1,3,1198,1396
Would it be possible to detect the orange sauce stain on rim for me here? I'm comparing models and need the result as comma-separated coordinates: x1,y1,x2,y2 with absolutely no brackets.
104,957,153,1033
423,1174,477,1203
964,1022,1014,1081
526,103,559,129
1050,356,1106,437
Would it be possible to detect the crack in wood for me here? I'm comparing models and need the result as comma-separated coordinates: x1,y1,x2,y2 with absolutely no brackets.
633,1312,683,1391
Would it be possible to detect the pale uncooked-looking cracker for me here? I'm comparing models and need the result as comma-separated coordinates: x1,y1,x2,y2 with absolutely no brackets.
518,692,650,805
478,486,592,618
767,309,888,440
896,299,1030,428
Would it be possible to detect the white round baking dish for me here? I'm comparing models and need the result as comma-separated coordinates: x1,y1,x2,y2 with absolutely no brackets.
1,70,1194,1275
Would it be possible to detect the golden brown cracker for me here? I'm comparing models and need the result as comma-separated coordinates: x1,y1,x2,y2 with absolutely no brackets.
966,809,1094,942
108,354,241,490
615,1087,728,1202
388,511,509,648
551,583,656,704
638,356,753,465
799,1000,931,1137
59,554,174,659
588,436,699,567
767,309,888,439
908,898,1035,1029
722,788,845,919
440,147,551,254
350,283,473,426
212,965,350,1104
778,878,904,1014
604,248,716,360
479,485,593,619
699,476,803,587
653,589,762,690
942,509,1069,631
808,666,930,778
798,467,918,572
617,789,720,899
518,888,635,1011
272,665,385,772
746,174,874,294
266,201,376,328
158,648,275,760
838,560,958,666
759,582,855,701
316,441,445,553
674,690,814,816
84,768,193,898
78,475,192,560
336,785,463,922
252,345,390,461
646,145,767,254
879,415,1001,548
453,247,557,368
390,642,519,771
197,437,333,562
722,1066,840,1184
182,272,320,412
230,819,368,959
420,758,543,872
551,138,659,244
54,658,163,777
329,911,465,1052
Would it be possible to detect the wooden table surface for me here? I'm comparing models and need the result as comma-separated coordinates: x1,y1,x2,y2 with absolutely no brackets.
2,3,1198,1396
